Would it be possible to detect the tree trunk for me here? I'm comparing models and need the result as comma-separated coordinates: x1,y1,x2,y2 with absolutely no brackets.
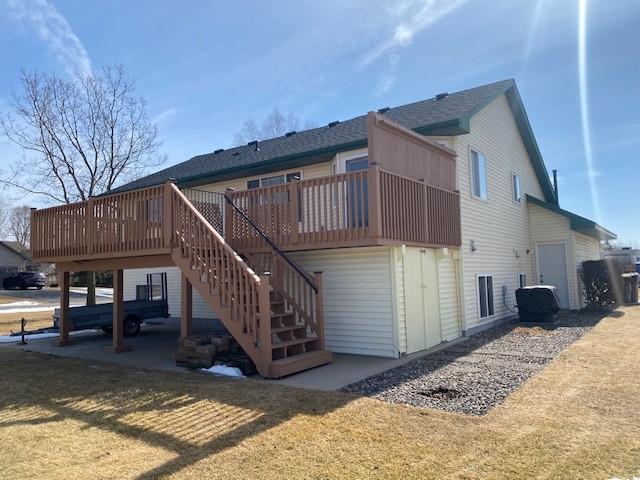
86,271,96,306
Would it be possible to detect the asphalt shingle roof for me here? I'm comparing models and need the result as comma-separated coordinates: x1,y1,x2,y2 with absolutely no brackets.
111,79,526,194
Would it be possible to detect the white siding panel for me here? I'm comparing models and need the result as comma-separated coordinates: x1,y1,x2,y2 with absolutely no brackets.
437,254,462,341
392,247,407,355
452,94,544,329
290,246,396,358
123,267,218,319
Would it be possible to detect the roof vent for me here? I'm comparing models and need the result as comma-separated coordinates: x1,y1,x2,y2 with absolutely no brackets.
214,148,224,154
377,107,390,114
232,152,240,157
247,140,260,151
285,131,296,137
327,120,340,128
435,92,449,101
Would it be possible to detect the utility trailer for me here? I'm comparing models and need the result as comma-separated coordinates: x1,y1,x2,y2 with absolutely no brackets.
52,273,169,336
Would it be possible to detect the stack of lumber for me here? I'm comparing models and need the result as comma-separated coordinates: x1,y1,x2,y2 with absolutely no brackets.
173,333,257,375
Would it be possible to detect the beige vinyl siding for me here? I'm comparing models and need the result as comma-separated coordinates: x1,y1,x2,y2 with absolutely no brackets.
451,94,544,330
573,231,601,307
528,203,580,309
437,252,462,341
290,246,397,358
123,267,218,319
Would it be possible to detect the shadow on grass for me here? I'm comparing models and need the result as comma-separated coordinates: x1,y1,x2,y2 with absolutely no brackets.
0,350,351,479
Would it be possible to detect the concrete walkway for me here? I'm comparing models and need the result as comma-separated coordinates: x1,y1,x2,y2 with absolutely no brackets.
2,316,464,390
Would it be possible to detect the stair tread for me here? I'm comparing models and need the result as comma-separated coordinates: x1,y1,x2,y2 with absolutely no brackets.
272,325,306,333
270,349,331,365
271,337,317,348
271,312,295,318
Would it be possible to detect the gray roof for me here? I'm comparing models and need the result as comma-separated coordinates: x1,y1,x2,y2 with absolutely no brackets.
112,79,556,202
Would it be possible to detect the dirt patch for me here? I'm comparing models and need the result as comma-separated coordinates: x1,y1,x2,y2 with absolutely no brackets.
511,326,553,336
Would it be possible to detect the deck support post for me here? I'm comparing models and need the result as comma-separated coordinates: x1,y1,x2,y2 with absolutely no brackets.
180,273,193,338
107,269,132,353
55,271,74,346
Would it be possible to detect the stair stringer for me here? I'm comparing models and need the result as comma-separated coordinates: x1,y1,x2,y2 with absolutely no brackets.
171,249,270,377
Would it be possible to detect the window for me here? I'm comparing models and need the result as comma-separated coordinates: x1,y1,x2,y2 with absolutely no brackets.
512,173,522,203
246,171,301,190
477,274,494,318
470,150,487,200
345,156,369,172
518,273,527,289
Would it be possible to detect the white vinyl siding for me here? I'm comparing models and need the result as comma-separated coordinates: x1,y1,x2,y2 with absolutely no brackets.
290,246,397,358
392,247,406,355
123,267,218,319
451,94,545,330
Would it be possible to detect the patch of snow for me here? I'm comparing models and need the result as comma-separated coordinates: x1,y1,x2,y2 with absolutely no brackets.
199,365,245,378
0,306,55,314
0,332,59,343
0,301,40,307
70,288,113,298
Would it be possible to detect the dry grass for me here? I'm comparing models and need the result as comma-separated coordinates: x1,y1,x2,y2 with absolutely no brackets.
1,308,640,479
0,310,54,335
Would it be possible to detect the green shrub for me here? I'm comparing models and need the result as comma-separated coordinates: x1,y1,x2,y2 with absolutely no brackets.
581,258,623,309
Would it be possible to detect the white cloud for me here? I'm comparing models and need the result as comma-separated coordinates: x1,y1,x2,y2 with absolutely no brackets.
374,75,395,97
152,107,178,125
3,0,92,76
361,0,467,66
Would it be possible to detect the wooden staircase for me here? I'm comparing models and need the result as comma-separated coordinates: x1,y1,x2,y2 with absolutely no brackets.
170,184,332,378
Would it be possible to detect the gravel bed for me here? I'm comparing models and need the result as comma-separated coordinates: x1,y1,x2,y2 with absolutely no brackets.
341,310,608,415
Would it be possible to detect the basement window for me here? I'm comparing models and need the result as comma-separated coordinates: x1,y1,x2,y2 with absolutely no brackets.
247,171,301,190
470,150,487,200
477,274,494,319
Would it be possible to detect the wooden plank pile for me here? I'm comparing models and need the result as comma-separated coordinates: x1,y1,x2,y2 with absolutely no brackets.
173,333,257,375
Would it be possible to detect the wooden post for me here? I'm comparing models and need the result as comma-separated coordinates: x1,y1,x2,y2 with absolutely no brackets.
180,273,193,338
288,180,300,244
55,271,74,346
86,197,94,255
107,269,132,353
224,189,234,243
313,271,325,350
367,163,382,240
164,179,175,248
258,273,272,377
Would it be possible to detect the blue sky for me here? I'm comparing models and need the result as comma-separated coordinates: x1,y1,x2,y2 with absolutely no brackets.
0,0,638,242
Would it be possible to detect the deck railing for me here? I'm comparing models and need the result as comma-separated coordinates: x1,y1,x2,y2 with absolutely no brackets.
31,185,168,262
228,165,461,251
31,166,461,263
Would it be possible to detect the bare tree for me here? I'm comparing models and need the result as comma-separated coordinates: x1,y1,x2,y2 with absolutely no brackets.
1,65,161,303
9,205,30,246
0,197,10,239
233,108,315,146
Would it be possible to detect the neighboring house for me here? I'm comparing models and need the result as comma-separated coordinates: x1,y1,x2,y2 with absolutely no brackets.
30,79,615,378
0,241,31,284
602,247,640,273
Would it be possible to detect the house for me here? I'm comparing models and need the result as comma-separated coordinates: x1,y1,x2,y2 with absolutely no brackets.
30,79,615,378
602,247,640,273
0,240,31,283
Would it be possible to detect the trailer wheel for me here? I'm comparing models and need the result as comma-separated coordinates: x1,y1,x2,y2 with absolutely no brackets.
124,316,141,337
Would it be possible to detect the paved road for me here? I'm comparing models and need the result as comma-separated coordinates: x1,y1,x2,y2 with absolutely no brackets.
0,287,112,307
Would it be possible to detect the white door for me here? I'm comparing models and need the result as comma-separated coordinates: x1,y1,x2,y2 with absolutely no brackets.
537,243,570,308
404,249,442,353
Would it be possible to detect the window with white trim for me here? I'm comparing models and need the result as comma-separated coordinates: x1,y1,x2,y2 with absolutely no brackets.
477,274,494,318
518,272,527,289
247,171,301,189
470,150,487,200
512,173,522,203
